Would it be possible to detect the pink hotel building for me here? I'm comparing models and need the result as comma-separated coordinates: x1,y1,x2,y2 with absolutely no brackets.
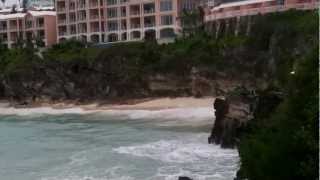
56,0,198,43
0,0,318,48
0,11,57,48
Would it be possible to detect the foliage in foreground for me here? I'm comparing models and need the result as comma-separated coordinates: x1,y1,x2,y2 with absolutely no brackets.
237,46,318,180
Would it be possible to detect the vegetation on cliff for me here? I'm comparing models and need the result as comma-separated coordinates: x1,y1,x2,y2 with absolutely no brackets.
235,10,318,180
237,46,318,180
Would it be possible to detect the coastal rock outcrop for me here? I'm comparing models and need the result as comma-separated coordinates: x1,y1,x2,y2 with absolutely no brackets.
208,87,254,148
208,87,283,149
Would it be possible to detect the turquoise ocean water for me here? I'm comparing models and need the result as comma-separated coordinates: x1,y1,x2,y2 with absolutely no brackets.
0,110,238,180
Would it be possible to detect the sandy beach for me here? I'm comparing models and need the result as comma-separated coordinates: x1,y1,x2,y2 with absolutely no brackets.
87,97,215,111
0,97,216,120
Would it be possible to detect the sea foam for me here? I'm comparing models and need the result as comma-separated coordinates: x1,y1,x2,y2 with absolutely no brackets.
113,133,239,180
0,106,94,116
0,106,215,126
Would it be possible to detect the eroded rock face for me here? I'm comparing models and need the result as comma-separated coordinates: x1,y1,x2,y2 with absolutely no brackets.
208,88,283,149
208,88,254,148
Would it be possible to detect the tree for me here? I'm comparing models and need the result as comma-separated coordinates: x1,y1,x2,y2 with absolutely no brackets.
179,7,205,38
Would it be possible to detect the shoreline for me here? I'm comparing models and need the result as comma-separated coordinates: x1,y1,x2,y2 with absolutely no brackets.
0,97,216,127
0,97,215,111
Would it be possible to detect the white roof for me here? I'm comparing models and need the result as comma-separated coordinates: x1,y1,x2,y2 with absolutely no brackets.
33,6,55,11
0,8,24,14
0,10,55,20
212,0,275,10
28,10,56,16
0,13,26,20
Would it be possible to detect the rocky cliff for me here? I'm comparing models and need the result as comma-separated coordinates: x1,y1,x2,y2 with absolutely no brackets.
208,88,283,149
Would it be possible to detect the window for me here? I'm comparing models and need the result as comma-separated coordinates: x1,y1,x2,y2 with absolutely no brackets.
37,30,45,38
107,0,117,5
161,15,173,25
69,13,76,22
107,21,118,31
37,18,44,27
144,3,155,14
160,0,172,11
181,0,195,11
107,8,118,18
70,25,76,34
25,20,33,29
0,21,7,31
78,11,86,20
120,6,126,17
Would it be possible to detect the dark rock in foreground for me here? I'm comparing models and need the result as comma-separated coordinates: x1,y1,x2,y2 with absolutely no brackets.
178,177,193,180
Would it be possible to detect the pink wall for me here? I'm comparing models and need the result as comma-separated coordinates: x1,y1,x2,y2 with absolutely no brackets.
45,15,57,46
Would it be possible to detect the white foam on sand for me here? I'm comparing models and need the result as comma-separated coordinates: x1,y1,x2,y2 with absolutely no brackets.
96,107,214,126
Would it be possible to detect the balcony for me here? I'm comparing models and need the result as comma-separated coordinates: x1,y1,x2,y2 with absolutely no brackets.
69,13,77,23
9,25,17,30
89,1,99,8
78,28,87,33
130,5,140,15
36,18,44,28
58,19,67,24
0,26,7,32
25,23,33,29
78,15,87,21
69,18,77,23
10,34,18,42
90,14,99,20
57,7,66,12
70,28,77,35
106,0,118,6
144,23,155,28
144,16,155,28
37,30,45,39
120,7,126,17
130,23,140,29
69,2,76,10
143,3,155,14
91,26,100,32
0,36,8,42
36,23,44,28
121,20,127,30
79,3,86,9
